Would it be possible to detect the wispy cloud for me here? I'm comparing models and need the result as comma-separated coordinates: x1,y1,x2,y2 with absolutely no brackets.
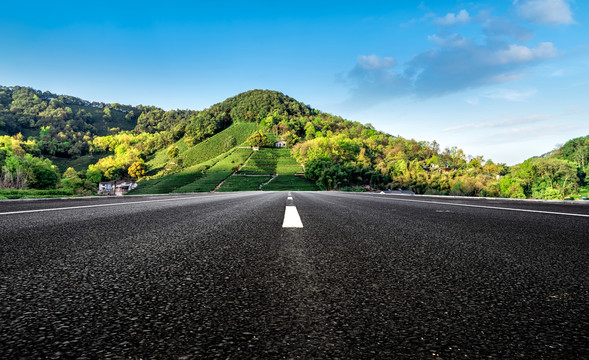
442,114,550,132
488,123,583,144
356,55,396,70
549,69,564,77
400,12,436,27
434,9,471,26
483,88,537,101
514,0,575,25
481,16,534,42
494,42,557,63
465,97,479,105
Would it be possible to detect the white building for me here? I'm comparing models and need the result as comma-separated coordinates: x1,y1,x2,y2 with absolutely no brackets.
98,181,137,196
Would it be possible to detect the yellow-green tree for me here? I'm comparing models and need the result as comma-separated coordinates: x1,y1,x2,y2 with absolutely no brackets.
247,130,270,148
128,161,146,179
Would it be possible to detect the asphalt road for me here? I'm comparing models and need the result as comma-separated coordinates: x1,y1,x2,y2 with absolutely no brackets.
1,192,587,358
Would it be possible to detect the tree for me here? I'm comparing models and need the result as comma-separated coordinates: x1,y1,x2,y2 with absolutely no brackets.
167,145,179,159
533,158,579,197
128,161,146,179
30,164,59,189
103,107,112,122
247,130,270,148
105,166,127,181
61,167,82,190
304,122,316,140
39,126,51,140
534,187,564,200
86,167,102,183
63,167,78,179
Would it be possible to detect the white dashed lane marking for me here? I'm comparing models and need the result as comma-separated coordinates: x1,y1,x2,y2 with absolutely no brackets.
282,206,304,228
283,193,303,228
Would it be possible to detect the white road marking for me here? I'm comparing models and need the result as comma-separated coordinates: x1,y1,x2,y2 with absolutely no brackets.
282,206,303,228
0,195,223,216
373,195,589,218
287,196,293,200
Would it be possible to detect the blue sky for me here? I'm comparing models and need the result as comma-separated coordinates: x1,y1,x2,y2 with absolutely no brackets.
1,0,588,165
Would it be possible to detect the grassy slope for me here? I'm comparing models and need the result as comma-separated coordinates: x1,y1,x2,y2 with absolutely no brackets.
130,164,207,194
182,122,258,167
133,127,320,194
172,148,253,193
261,175,319,191
238,148,303,175
134,123,257,194
218,147,317,191
217,175,272,192
145,139,189,176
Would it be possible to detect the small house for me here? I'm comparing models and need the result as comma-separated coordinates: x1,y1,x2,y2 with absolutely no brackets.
275,140,287,148
98,181,137,196
98,182,113,194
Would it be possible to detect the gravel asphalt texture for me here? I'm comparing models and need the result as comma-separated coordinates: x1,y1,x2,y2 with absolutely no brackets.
1,191,587,358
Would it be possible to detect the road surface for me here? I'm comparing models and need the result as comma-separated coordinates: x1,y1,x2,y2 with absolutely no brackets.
1,192,588,358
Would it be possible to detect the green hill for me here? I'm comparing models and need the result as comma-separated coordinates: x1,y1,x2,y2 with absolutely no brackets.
0,86,138,157
2,84,587,199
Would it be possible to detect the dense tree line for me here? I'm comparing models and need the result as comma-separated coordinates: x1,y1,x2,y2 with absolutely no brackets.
0,135,59,190
0,86,132,157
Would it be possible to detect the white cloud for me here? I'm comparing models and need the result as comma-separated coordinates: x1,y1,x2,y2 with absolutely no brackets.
483,88,537,101
534,42,559,58
428,34,467,48
481,16,534,42
515,0,574,25
357,55,397,70
435,9,471,26
550,69,564,77
443,114,550,132
494,42,557,64
491,123,582,142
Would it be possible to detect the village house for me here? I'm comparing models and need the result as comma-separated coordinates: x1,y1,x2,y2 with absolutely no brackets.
274,140,287,148
98,181,137,196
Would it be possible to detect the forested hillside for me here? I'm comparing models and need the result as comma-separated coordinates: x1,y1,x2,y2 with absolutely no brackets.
0,85,587,200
